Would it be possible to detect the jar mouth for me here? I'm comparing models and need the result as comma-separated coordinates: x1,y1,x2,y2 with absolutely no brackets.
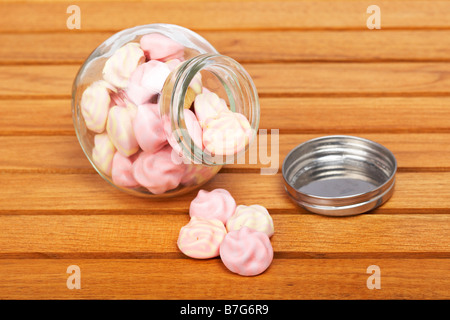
161,53,260,166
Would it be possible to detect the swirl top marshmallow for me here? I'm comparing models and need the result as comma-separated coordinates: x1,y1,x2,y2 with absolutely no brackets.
133,103,167,153
189,188,236,224
219,227,273,276
126,60,171,105
140,33,185,62
132,145,185,194
106,105,139,157
103,42,145,89
202,111,252,156
80,80,114,133
226,205,274,237
111,151,139,188
92,133,116,176
194,92,229,127
177,216,227,259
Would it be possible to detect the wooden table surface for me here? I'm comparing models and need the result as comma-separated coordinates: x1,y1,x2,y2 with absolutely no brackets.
0,0,449,300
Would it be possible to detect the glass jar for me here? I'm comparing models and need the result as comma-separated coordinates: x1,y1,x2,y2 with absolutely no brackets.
72,24,260,197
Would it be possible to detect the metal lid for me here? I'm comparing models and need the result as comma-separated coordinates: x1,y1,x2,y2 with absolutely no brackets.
282,135,397,216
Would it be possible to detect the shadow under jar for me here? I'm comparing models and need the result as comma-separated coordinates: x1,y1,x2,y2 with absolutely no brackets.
72,24,260,197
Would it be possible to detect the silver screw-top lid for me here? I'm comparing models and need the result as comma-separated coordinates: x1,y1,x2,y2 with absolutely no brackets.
282,135,397,216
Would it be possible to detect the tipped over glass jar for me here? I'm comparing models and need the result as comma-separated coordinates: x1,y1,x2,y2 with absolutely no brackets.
72,24,260,197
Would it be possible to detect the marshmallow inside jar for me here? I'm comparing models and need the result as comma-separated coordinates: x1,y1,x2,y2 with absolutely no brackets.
72,24,260,198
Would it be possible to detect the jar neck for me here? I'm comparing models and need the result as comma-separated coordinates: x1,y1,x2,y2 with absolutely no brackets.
160,53,260,165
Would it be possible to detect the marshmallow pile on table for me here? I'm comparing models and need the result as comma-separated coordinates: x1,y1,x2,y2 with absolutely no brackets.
177,188,275,276
80,34,252,194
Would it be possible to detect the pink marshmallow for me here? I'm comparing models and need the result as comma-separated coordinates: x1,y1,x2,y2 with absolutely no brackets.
140,33,185,62
133,103,167,153
189,188,236,224
111,151,140,188
132,145,186,194
126,60,171,105
220,227,273,276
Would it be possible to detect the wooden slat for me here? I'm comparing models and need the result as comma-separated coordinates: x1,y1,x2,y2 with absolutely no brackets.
0,99,74,135
2,63,450,99
3,30,450,64
0,172,449,214
1,97,449,135
246,63,450,96
260,97,450,133
0,214,448,258
0,134,449,173
0,259,448,299
2,1,450,32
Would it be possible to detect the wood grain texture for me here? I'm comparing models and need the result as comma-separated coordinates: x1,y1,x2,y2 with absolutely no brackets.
0,214,448,258
2,63,450,99
2,0,450,32
1,97,449,135
0,172,449,215
1,259,449,299
0,133,449,173
3,30,450,64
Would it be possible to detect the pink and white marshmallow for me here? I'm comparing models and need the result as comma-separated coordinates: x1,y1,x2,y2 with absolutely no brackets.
202,111,252,156
80,80,114,133
189,189,236,224
220,227,273,276
111,151,139,188
177,216,227,259
194,92,229,127
102,42,145,89
140,33,185,62
132,145,185,194
133,103,167,153
92,133,116,176
106,106,139,157
226,205,274,237
126,60,171,105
